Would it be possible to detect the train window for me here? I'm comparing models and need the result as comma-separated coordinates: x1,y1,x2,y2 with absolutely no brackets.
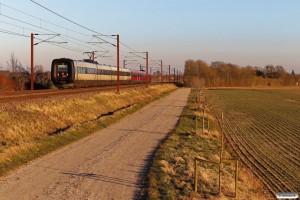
58,64,68,72
77,67,81,73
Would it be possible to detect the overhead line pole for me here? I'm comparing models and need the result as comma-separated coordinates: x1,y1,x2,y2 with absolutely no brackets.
159,60,163,85
146,51,149,88
30,33,64,91
168,65,171,83
128,51,148,87
117,34,120,93
174,68,176,83
31,33,34,90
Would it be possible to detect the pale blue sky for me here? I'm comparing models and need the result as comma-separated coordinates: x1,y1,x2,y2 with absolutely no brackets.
0,0,300,73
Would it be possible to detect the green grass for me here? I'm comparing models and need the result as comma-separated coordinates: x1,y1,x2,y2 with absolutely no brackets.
0,86,177,176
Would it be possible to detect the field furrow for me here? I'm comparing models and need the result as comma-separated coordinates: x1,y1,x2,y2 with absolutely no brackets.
226,120,297,192
223,118,295,193
209,89,300,197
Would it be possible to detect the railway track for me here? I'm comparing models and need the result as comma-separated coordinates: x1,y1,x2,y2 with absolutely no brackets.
0,83,160,103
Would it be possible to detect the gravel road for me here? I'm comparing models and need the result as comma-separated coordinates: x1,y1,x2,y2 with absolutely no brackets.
0,88,190,200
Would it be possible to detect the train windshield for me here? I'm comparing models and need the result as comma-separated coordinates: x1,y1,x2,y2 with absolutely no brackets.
58,64,68,77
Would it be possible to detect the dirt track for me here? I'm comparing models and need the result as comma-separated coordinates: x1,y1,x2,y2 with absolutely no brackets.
0,88,190,200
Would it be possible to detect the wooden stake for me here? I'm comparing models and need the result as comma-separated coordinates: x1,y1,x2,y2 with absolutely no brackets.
195,115,197,134
235,160,239,197
202,109,205,133
219,163,222,195
194,159,198,192
207,116,210,132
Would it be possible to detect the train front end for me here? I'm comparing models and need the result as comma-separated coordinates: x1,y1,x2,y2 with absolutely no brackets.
51,58,75,88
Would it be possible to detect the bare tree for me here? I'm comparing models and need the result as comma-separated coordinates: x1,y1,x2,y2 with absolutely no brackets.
6,52,19,73
7,52,30,91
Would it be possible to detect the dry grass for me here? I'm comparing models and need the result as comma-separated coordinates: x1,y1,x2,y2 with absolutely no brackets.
0,84,177,173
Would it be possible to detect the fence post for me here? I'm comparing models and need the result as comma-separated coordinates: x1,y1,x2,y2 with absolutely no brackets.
219,163,222,194
207,116,210,132
202,109,205,133
195,115,197,134
220,112,224,161
219,113,224,195
235,160,239,197
197,90,200,110
194,159,198,192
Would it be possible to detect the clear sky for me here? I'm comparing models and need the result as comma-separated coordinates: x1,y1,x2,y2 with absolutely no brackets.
0,0,300,73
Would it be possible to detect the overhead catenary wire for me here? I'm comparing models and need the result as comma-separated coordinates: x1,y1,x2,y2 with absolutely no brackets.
0,28,29,37
0,2,119,57
1,6,135,65
29,0,160,62
1,13,114,54
0,13,116,62
0,20,46,35
30,0,116,47
0,2,88,38
0,3,117,53
0,1,166,71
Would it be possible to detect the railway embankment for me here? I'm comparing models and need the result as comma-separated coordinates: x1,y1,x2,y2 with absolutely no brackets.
0,84,176,175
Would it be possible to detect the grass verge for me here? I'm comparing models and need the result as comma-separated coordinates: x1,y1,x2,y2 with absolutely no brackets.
0,84,176,176
148,88,271,200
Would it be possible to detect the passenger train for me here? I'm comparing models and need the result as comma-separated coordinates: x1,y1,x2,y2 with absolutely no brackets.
51,58,150,88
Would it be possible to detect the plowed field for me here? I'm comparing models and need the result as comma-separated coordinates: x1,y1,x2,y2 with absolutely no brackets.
209,88,300,197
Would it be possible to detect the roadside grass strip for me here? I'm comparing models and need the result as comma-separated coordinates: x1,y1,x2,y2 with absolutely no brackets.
148,88,270,200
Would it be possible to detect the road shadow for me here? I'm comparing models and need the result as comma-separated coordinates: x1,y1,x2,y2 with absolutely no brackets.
31,164,140,188
61,171,139,188
133,119,181,200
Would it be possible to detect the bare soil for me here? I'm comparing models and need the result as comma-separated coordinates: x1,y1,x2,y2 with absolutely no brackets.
0,88,190,200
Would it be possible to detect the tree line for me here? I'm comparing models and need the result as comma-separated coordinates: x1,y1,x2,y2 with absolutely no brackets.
0,52,53,91
183,59,300,87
